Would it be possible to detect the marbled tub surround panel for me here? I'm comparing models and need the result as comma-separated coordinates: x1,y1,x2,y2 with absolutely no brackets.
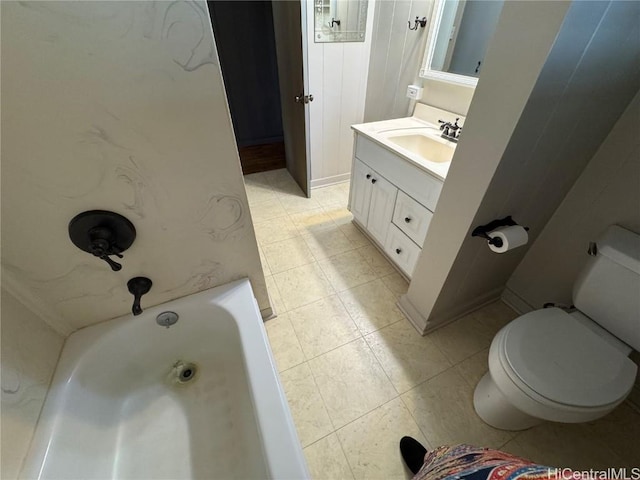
1,289,65,479
1,1,269,335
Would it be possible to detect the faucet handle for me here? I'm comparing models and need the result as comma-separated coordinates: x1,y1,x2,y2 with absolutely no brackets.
449,118,461,132
98,254,123,271
88,227,124,271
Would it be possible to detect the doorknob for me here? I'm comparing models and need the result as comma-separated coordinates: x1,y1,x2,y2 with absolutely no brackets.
295,94,314,104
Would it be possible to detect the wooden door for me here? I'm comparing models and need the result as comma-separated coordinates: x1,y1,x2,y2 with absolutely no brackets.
272,0,310,197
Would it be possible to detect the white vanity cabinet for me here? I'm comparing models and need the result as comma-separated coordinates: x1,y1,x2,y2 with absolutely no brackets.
351,158,398,245
348,135,444,279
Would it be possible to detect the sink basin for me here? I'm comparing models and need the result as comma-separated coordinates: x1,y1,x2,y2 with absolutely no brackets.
376,125,440,134
387,133,455,164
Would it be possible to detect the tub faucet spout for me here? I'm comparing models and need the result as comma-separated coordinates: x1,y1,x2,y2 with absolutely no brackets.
127,277,152,316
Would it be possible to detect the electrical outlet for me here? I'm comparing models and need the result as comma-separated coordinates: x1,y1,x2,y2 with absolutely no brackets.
406,85,423,100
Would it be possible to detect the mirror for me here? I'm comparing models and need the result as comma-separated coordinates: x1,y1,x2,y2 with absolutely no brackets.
420,0,504,86
314,0,368,43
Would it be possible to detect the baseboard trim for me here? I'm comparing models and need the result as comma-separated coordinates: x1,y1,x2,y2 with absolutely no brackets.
260,306,275,320
500,287,535,315
421,287,505,335
310,173,351,189
398,294,429,334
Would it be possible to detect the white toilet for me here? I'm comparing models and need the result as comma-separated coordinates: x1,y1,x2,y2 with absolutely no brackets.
474,225,640,431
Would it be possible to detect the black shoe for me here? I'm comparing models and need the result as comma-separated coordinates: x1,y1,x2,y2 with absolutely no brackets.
400,436,427,475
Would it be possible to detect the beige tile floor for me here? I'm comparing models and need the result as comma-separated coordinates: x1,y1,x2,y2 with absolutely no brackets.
245,169,640,479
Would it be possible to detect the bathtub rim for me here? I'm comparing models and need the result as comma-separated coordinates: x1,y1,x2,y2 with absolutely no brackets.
21,278,309,480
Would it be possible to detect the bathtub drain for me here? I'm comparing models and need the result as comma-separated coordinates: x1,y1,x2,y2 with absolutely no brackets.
173,361,197,384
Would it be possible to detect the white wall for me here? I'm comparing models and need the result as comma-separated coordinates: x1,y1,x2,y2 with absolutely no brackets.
506,90,640,311
364,0,480,121
364,0,433,122
307,0,376,187
1,289,64,479
402,0,640,331
419,79,475,116
1,1,269,334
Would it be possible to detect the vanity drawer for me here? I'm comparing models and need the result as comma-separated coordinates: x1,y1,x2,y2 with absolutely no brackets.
384,224,421,278
392,191,432,246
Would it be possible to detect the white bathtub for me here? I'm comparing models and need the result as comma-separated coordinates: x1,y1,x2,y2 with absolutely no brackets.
22,279,309,479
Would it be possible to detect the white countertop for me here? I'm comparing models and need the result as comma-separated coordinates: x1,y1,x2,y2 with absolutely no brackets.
351,104,465,181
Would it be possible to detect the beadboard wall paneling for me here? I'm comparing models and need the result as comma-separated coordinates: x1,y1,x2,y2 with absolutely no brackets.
307,0,376,186
364,0,433,122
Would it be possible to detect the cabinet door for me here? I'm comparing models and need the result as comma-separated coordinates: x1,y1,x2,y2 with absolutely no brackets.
349,158,373,226
367,174,398,245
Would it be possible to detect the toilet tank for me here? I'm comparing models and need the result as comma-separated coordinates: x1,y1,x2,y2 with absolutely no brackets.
573,225,640,351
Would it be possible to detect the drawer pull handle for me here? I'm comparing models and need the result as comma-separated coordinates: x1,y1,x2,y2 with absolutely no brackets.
395,248,402,254
371,178,377,184
404,217,411,223
366,174,371,179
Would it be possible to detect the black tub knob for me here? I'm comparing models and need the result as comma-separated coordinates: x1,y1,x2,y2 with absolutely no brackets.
69,210,135,271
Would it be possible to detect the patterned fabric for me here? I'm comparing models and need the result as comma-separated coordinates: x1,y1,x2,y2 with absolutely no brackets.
412,444,555,480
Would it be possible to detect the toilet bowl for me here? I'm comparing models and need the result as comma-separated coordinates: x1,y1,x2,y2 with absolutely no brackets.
474,225,640,431
474,308,636,430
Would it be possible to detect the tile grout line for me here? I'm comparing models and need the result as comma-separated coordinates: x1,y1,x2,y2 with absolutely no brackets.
398,393,438,452
333,394,418,479
279,300,414,373
300,333,406,439
394,362,485,451
286,317,365,369
315,254,378,294
265,270,290,317
305,335,400,435
265,255,317,278
257,246,274,278
262,230,360,270
361,318,408,397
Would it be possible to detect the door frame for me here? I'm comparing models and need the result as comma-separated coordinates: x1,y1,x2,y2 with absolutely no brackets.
299,0,312,196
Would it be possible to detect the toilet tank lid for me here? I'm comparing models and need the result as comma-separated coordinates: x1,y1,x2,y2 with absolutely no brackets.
503,308,637,408
597,225,640,275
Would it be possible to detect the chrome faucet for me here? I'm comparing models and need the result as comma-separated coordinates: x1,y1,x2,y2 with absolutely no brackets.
438,118,462,143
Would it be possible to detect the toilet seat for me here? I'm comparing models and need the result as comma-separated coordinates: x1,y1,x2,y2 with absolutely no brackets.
497,308,636,409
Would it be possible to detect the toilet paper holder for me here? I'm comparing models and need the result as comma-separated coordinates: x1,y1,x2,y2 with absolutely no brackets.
471,216,529,248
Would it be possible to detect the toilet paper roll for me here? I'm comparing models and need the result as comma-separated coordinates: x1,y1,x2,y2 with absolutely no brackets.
488,225,528,253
